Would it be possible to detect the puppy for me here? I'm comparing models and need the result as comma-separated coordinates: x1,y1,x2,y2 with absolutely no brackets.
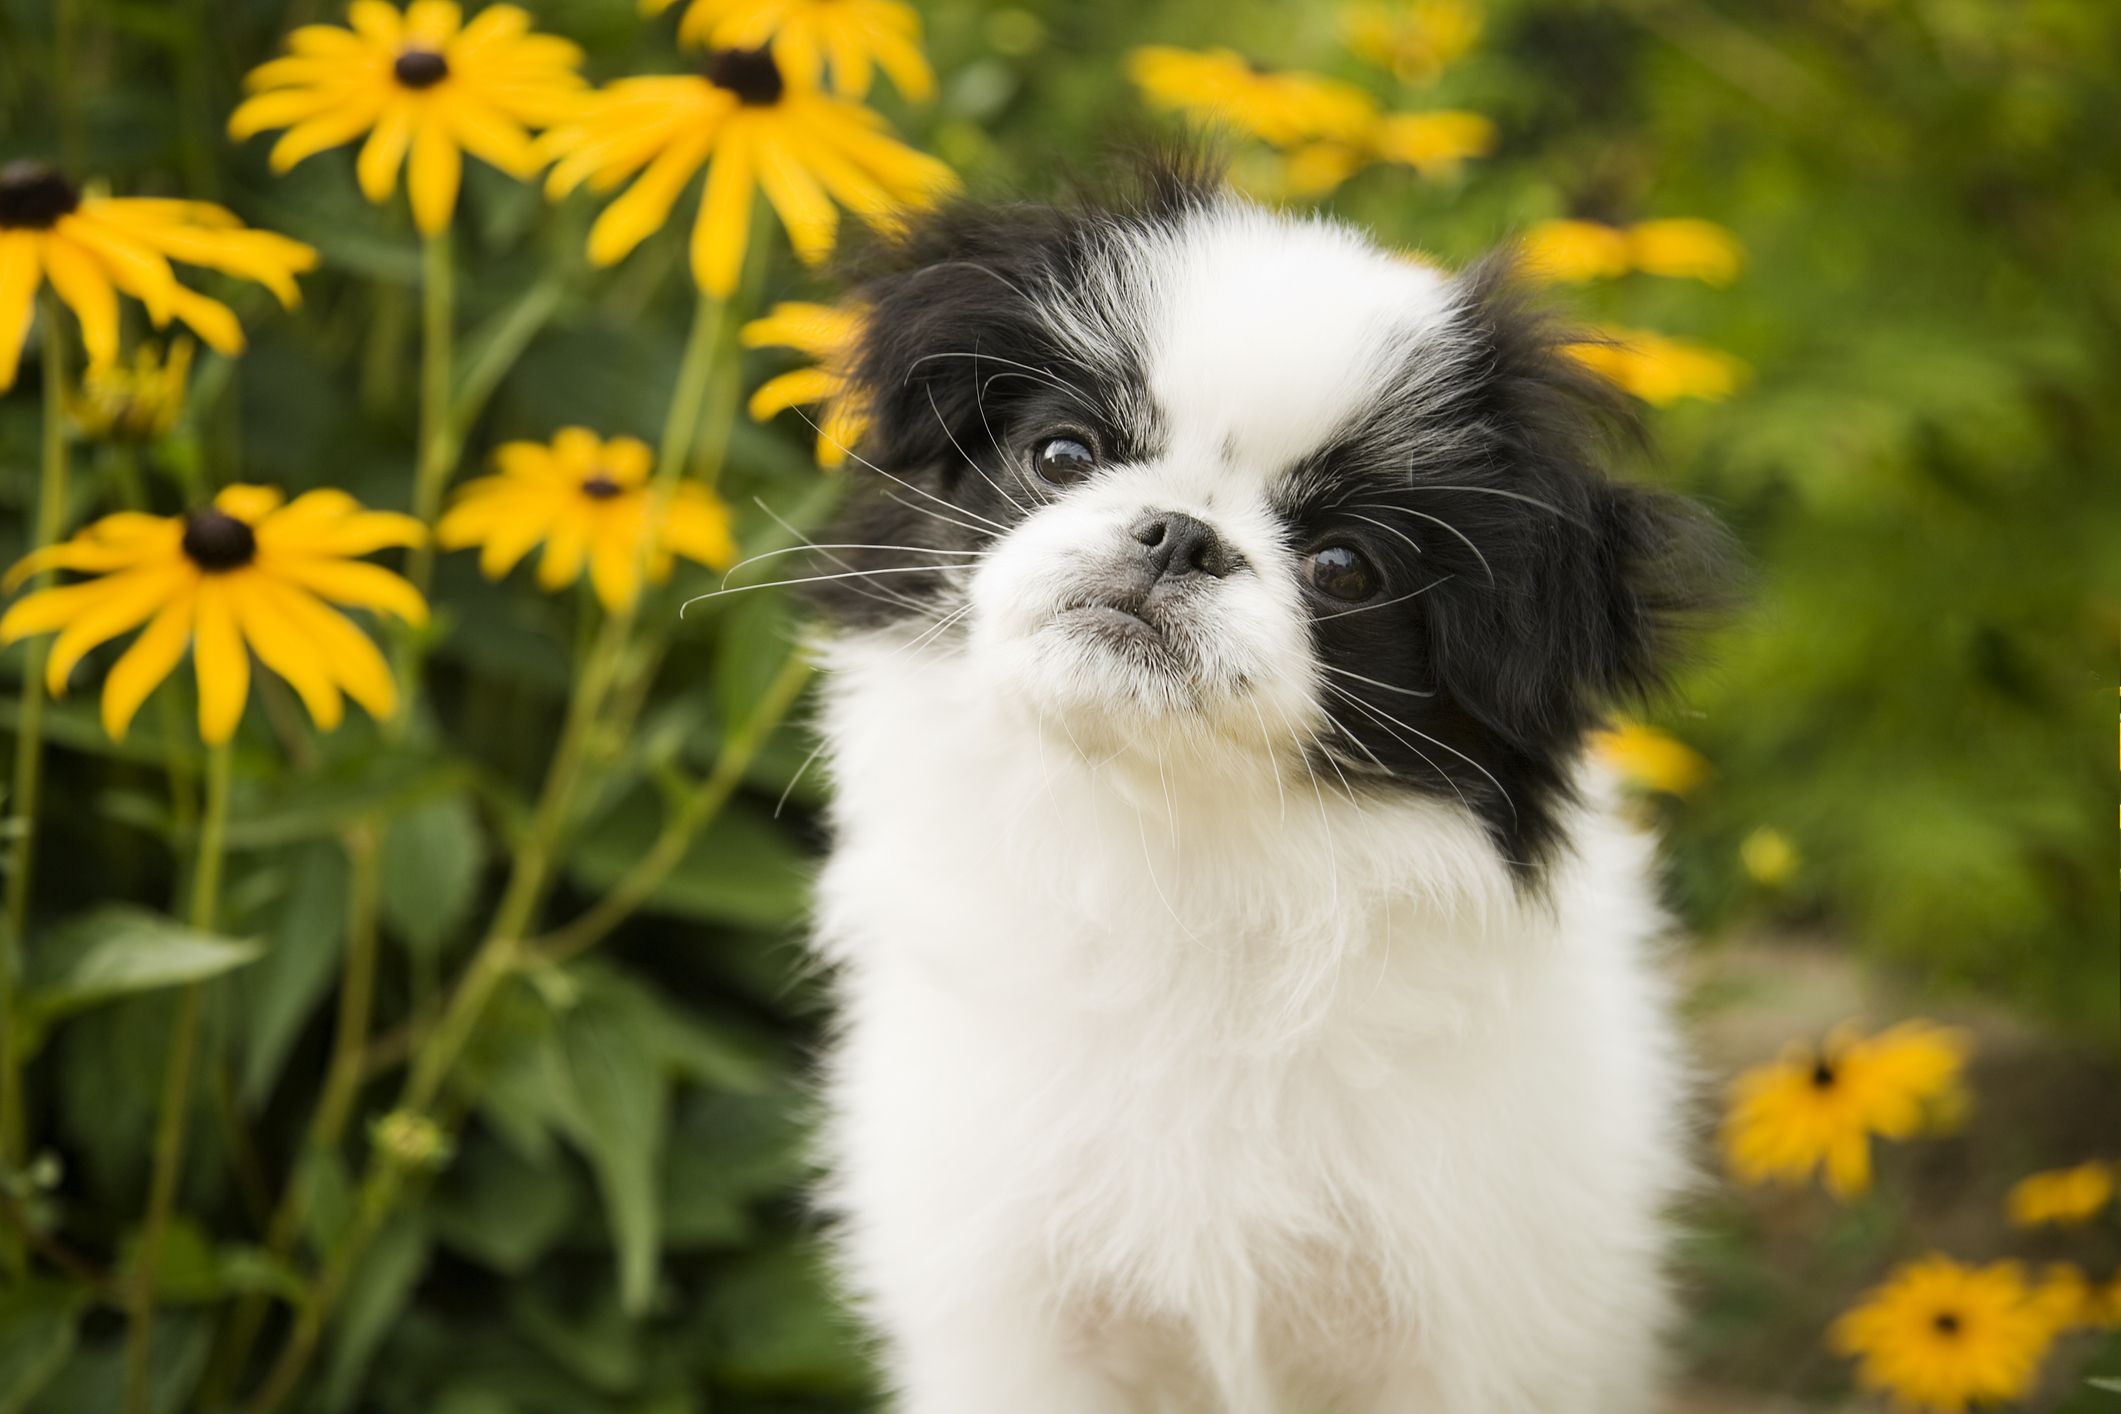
802,162,1725,1414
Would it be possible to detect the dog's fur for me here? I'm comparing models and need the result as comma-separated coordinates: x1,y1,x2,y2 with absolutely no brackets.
799,164,1725,1413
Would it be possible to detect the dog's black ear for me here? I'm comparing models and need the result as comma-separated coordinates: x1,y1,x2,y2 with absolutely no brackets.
841,151,1222,477
1422,258,1736,754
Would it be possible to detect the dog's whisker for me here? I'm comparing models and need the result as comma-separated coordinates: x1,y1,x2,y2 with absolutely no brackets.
681,565,968,614
1310,577,1454,623
1320,664,1435,698
1324,682,1518,824
909,348,1089,403
788,404,1013,534
1324,686,1470,815
1345,505,1495,584
1344,511,1424,558
926,383,1032,517
746,498,937,617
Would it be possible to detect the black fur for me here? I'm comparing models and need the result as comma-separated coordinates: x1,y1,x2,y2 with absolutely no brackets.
807,160,1730,873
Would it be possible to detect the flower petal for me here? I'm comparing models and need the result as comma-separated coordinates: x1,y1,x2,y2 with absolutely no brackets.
754,130,839,265
690,124,755,297
101,589,196,740
587,515,644,612
407,110,464,234
357,97,419,203
265,582,399,721
535,511,588,591
44,564,186,694
585,125,714,268
215,484,287,524
191,577,251,743
232,573,344,731
263,556,429,626
38,237,119,370
0,232,42,391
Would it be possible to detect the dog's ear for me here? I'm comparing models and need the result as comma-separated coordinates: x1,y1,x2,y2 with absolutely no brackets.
1421,259,1736,754
841,152,1223,476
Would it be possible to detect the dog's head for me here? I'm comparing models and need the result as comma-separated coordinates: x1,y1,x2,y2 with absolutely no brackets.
809,163,1727,870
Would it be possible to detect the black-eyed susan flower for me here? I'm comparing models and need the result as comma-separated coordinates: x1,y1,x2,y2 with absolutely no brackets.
0,487,426,743
1523,216,1744,285
1830,1257,2055,1413
0,162,316,390
436,427,738,612
229,1,586,235
68,339,193,443
2007,1161,2115,1228
1566,327,1747,406
540,48,955,298
1590,720,1709,797
743,300,867,467
1723,1022,1969,1199
643,0,934,101
1127,47,1378,148
1341,0,1481,84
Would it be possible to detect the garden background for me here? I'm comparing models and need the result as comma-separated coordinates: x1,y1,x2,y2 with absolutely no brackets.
0,0,2116,1410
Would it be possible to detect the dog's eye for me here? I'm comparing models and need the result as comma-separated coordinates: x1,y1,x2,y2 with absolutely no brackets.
1305,543,1381,602
1033,436,1096,484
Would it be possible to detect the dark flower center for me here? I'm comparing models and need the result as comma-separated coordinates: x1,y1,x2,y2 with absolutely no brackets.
393,48,451,89
0,161,80,231
580,472,624,500
1932,1312,1962,1337
1810,1057,1837,1090
181,510,258,571
703,47,785,105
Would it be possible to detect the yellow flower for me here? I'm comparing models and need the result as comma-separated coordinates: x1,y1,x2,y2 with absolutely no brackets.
1566,327,1747,406
743,301,868,467
1591,720,1709,796
1369,110,1494,179
2026,1264,2100,1334
1522,219,1633,283
2007,1161,2115,1228
68,339,193,443
0,162,317,391
1830,1257,2056,1413
642,0,934,101
1342,0,1481,84
0,486,425,743
1740,824,1801,886
1723,1021,1970,1198
1626,217,1745,284
1272,109,1494,199
1126,46,1378,148
436,427,738,612
229,1,586,235
540,48,956,298
1522,216,1744,285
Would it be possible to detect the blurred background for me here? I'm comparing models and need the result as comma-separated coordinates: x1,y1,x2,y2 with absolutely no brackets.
0,0,2115,1409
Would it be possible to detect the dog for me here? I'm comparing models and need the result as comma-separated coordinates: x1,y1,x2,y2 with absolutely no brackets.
799,160,1727,1413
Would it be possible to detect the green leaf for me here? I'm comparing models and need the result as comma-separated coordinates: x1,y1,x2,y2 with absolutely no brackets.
239,843,350,1103
379,790,488,958
430,1134,579,1275
33,1313,210,1414
542,988,669,1316
20,908,262,1048
565,796,811,931
222,750,473,851
694,1237,873,1397
662,1087,811,1251
319,1211,431,1413
0,1283,85,1414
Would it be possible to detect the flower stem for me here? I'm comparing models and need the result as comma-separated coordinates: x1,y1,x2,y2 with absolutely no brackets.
243,291,731,1414
406,228,455,594
2,299,73,1171
126,739,232,1414
532,650,813,967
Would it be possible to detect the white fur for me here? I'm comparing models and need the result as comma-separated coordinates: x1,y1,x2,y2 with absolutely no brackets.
811,203,1690,1413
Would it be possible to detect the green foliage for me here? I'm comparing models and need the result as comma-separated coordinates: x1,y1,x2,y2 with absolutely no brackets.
0,0,2113,1409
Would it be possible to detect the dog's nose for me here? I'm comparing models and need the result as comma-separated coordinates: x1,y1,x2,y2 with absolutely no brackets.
1132,512,1233,581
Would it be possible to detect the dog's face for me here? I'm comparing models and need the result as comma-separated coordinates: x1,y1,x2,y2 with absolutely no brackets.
813,169,1721,869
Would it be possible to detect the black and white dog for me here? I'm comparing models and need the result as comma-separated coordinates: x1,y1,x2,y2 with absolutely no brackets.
800,162,1725,1413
